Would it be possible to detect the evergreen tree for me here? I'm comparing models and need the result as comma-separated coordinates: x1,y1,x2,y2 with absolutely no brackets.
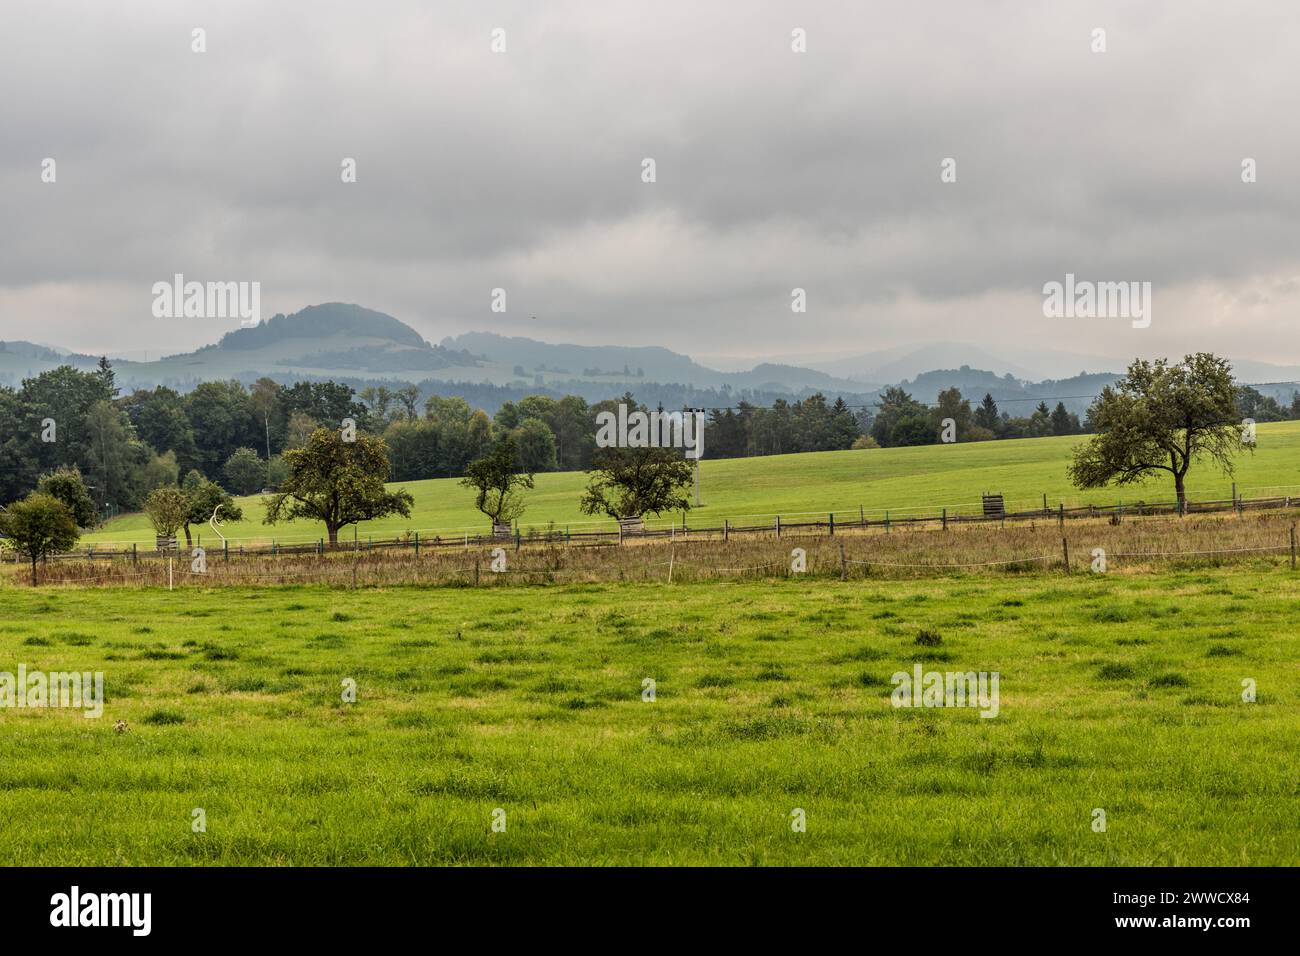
974,393,1000,432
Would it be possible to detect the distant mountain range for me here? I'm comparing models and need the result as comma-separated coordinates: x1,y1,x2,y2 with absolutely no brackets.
3,302,1299,416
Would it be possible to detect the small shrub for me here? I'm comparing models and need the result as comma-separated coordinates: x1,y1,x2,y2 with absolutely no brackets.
1206,645,1242,657
833,646,887,663
1096,663,1135,680
856,672,891,689
914,629,943,647
222,676,267,693
695,674,735,688
1093,607,1136,623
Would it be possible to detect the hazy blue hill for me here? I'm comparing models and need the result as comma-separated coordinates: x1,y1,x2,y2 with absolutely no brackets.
203,302,431,352
898,367,1122,414
736,363,870,392
0,341,61,361
9,304,1292,413
98,303,480,389
278,344,477,372
438,332,871,393
441,331,709,381
0,340,101,387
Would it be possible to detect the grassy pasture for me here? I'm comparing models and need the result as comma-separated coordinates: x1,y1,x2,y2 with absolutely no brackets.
81,422,1300,547
1,571,1296,865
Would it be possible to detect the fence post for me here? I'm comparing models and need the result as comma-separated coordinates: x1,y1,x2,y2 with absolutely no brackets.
415,531,420,556
828,513,834,536
860,505,865,526
474,557,480,586
1043,493,1048,515
885,511,890,533
839,541,846,580
668,547,675,583
1058,503,1064,529
515,527,520,551
942,507,947,531
168,558,173,590
132,543,137,566
724,519,729,542
776,515,781,538
1292,525,1297,570
1062,537,1070,573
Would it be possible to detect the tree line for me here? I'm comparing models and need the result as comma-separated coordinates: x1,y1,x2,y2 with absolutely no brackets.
2,355,1294,530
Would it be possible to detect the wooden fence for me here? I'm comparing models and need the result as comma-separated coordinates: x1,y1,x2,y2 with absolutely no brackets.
9,489,1299,566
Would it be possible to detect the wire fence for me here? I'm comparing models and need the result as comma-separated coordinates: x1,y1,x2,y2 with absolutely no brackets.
9,510,1298,588
15,485,1300,566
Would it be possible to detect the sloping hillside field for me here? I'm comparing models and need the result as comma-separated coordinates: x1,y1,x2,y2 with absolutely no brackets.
1,571,1295,865
82,422,1300,547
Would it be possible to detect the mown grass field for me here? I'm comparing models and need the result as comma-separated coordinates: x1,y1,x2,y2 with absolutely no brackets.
83,421,1300,547
2,570,1296,865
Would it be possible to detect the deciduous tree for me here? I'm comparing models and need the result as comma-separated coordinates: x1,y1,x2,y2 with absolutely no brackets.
0,493,80,585
264,429,413,545
1069,354,1243,509
580,446,694,520
461,437,534,527
36,466,98,528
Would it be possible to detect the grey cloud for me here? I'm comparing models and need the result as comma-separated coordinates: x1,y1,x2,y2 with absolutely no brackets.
2,0,1299,364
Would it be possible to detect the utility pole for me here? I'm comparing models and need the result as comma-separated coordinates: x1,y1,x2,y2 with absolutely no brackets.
97,419,110,513
689,407,704,507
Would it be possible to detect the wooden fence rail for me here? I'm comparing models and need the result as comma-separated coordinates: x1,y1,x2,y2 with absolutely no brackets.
7,490,1296,565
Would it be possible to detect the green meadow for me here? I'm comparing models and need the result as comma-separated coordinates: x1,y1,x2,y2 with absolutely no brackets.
83,421,1300,547
1,569,1296,865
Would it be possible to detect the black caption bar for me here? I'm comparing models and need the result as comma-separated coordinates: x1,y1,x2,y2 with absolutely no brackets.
0,866,1287,942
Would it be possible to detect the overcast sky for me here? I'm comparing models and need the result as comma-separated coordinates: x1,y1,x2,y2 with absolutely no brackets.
2,0,1299,369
